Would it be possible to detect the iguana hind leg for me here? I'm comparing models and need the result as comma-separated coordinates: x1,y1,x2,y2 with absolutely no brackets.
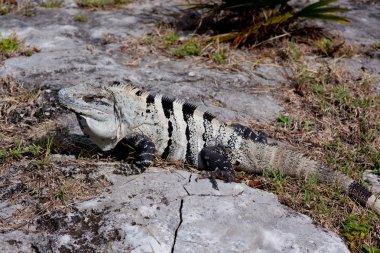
198,146,235,190
113,134,156,175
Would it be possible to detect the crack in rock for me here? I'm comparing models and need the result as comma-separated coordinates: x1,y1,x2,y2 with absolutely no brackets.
171,199,184,253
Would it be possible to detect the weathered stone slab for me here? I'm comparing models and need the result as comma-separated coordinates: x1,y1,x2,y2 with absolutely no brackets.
1,168,349,253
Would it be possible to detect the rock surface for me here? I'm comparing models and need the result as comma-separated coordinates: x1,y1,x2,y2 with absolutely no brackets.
0,167,350,253
0,1,284,123
1,0,380,252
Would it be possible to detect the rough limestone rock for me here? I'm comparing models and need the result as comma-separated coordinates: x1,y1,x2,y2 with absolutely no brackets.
1,0,379,252
0,2,283,123
0,167,349,253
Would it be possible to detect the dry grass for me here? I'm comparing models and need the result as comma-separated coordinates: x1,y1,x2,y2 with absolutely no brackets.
0,77,110,232
120,28,380,250
243,50,380,251
1,29,379,250
75,0,128,10
125,28,379,251
0,0,37,16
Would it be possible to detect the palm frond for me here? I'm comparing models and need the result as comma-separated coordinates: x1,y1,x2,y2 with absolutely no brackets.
297,0,350,24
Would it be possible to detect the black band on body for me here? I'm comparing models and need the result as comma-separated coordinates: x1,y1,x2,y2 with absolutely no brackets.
230,123,267,144
161,139,172,159
146,94,155,106
162,96,174,119
203,111,215,122
182,102,197,165
348,181,372,206
202,111,215,147
160,96,175,159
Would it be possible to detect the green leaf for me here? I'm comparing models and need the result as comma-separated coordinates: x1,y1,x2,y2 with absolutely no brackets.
302,13,350,24
299,0,339,12
297,0,350,24
265,12,294,25
301,6,348,14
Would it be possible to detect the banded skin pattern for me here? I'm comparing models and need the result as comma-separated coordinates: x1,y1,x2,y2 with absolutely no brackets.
58,82,380,215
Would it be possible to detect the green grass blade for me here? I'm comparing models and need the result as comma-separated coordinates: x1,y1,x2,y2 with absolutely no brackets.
300,0,339,12
302,13,350,24
300,6,349,15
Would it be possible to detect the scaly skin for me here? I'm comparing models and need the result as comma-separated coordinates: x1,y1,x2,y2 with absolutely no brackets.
58,81,380,215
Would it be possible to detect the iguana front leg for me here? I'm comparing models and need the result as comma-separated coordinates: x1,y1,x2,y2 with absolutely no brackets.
197,146,235,190
113,134,156,175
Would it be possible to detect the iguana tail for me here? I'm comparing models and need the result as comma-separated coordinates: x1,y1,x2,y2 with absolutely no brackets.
244,142,380,215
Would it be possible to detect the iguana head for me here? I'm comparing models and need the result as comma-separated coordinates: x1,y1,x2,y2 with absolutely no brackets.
58,84,125,151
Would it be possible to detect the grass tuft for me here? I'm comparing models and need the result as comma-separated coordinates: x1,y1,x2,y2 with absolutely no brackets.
0,5,9,15
76,0,128,9
0,33,39,60
74,13,88,22
316,38,334,56
42,0,63,8
163,32,179,48
174,38,202,57
0,33,19,55
212,50,228,64
341,216,373,250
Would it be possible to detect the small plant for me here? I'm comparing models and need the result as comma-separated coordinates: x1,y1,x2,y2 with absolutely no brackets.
303,175,319,204
0,33,20,55
363,246,380,253
316,38,334,56
54,186,68,201
163,32,179,48
188,0,349,46
30,136,54,169
23,49,34,57
174,38,202,57
9,143,25,159
0,5,9,15
42,0,63,8
0,148,7,159
74,13,88,22
301,120,315,132
212,50,228,64
288,41,301,61
332,86,350,105
22,2,36,17
341,215,373,250
0,141,43,160
264,170,287,192
374,41,380,50
277,114,292,128
27,144,42,157
312,84,325,95
76,0,128,9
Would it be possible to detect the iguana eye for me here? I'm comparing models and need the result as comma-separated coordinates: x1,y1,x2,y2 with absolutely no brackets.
83,95,112,107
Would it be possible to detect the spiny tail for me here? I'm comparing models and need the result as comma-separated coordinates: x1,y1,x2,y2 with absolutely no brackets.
247,142,380,215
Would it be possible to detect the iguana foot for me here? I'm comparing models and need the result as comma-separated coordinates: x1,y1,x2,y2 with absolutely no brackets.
113,163,145,176
112,134,156,175
198,145,235,190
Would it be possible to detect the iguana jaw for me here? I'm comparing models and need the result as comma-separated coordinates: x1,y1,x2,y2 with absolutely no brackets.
58,85,123,151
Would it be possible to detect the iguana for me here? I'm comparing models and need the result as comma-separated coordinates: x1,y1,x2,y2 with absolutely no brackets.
58,81,380,215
